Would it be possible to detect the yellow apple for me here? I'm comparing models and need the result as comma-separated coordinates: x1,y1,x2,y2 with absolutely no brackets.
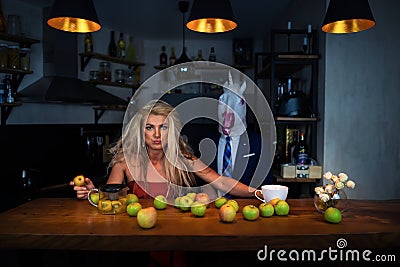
73,175,85,187
137,207,157,229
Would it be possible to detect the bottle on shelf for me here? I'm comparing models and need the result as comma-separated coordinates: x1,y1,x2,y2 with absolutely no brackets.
4,74,13,103
84,33,93,53
169,47,176,65
159,46,167,66
126,35,136,62
108,30,117,57
196,49,204,61
288,130,299,164
117,32,126,58
293,131,309,165
208,47,216,62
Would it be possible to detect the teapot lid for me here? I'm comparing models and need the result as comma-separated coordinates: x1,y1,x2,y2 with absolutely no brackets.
99,184,126,193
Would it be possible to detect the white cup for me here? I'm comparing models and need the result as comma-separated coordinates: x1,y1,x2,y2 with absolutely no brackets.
255,185,288,203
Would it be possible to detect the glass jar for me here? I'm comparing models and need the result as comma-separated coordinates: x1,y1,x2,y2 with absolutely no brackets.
8,45,19,69
19,47,30,70
89,70,100,81
125,69,135,85
114,69,125,83
0,44,8,68
99,61,111,81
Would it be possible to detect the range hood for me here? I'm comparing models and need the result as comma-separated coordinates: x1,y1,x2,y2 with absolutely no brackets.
18,76,127,105
18,7,127,106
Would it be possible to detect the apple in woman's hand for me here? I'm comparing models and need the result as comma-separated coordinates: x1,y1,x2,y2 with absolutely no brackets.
73,175,85,187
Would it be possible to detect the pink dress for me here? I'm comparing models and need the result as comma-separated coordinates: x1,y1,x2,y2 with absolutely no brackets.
127,180,168,198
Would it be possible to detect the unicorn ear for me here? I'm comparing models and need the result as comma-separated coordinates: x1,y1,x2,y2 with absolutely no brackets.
239,80,246,95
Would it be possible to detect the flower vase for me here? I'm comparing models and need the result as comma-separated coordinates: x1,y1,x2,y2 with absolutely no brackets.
313,190,348,213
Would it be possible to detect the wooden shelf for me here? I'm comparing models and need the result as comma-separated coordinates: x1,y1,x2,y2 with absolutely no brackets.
0,32,40,47
1,102,22,125
92,105,127,124
86,80,140,89
0,67,33,75
274,117,318,124
79,52,145,71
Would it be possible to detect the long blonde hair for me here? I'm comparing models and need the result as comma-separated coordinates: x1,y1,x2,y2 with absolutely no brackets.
109,100,196,194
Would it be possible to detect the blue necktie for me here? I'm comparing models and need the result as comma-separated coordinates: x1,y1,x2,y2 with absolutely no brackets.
223,136,232,177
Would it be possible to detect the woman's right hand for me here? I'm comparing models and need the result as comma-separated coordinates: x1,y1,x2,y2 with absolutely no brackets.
69,177,95,199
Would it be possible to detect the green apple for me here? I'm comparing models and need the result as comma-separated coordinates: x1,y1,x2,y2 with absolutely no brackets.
191,201,207,217
226,199,239,212
219,203,236,223
275,200,290,216
127,202,142,217
153,195,167,210
242,205,260,221
214,197,227,208
137,207,157,229
126,193,139,205
186,192,197,201
259,203,274,217
179,195,194,211
174,196,182,208
73,175,85,187
324,207,342,223
89,192,99,205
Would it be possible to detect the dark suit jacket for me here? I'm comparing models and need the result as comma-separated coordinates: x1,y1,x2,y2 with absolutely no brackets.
206,129,273,194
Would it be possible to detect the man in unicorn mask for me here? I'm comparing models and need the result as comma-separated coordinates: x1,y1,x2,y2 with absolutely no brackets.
209,72,273,197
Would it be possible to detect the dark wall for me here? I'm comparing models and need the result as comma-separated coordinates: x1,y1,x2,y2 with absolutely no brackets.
0,124,122,212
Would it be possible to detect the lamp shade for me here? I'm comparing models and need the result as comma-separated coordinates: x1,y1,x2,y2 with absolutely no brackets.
186,0,237,33
47,0,101,33
322,0,375,34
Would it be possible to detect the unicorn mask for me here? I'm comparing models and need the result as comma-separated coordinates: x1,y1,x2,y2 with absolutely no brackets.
218,72,247,137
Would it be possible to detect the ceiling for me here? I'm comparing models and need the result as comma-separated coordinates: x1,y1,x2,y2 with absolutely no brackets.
21,0,291,39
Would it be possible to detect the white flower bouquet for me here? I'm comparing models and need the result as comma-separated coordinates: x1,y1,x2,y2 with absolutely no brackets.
314,171,356,213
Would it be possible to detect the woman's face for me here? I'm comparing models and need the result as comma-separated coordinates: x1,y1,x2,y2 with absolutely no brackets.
144,114,169,151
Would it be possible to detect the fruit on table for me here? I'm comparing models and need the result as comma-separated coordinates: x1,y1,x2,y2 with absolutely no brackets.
226,199,239,212
127,202,142,217
186,192,197,201
154,195,168,210
126,193,139,205
174,196,182,208
259,203,274,217
269,197,281,206
195,192,210,206
274,200,290,216
137,207,157,229
191,201,207,217
219,203,236,223
73,175,85,187
324,207,342,223
179,195,194,211
214,197,227,208
242,205,260,221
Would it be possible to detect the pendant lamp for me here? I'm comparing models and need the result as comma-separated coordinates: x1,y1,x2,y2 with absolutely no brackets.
175,1,192,64
322,0,375,34
186,0,237,33
47,0,101,33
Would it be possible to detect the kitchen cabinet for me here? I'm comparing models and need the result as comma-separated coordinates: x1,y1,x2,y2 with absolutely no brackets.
79,51,145,123
0,32,40,125
254,29,321,187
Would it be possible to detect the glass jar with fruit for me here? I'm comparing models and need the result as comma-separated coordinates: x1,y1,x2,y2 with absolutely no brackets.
88,184,128,214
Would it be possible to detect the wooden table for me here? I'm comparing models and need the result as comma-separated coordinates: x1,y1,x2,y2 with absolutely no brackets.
0,198,399,252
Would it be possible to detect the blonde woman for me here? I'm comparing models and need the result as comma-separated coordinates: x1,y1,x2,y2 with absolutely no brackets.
71,100,259,200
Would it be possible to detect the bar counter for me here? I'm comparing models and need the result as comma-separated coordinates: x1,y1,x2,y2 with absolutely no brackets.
0,198,399,253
